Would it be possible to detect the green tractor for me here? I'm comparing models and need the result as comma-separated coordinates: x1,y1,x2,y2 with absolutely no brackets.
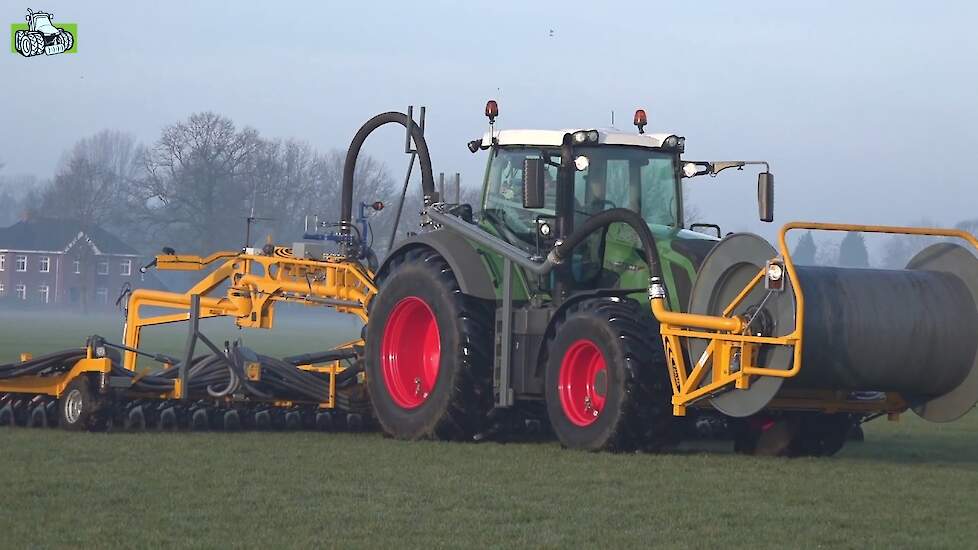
341,103,978,455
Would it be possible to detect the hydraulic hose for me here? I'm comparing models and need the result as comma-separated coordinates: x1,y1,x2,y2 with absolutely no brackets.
340,111,436,229
547,208,741,331
549,208,662,281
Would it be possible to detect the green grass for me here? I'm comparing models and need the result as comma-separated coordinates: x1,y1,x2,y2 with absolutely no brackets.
2,314,978,548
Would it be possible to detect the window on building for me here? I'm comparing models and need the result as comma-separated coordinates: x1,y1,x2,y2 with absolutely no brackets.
96,287,108,304
38,285,49,304
97,261,109,275
39,256,50,273
16,284,26,300
0,283,5,296
0,254,5,271
121,259,132,276
16,255,27,272
73,260,81,274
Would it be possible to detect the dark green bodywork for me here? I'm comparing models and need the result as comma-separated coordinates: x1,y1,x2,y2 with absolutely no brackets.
472,220,717,311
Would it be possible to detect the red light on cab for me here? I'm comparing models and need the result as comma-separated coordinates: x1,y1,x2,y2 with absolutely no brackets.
633,109,647,134
485,100,499,123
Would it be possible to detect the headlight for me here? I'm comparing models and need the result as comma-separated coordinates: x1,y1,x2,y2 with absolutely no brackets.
572,130,599,144
663,135,679,148
767,263,783,282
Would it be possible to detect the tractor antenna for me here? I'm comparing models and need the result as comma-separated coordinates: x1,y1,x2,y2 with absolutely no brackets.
611,110,615,127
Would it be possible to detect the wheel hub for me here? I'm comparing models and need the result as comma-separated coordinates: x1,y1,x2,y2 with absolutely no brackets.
63,388,83,424
557,339,607,426
380,296,440,409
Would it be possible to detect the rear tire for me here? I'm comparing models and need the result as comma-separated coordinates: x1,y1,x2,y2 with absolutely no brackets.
735,412,851,457
365,249,493,440
60,377,107,431
543,298,676,452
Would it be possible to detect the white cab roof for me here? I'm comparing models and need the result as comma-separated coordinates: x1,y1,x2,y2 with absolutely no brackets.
480,128,677,148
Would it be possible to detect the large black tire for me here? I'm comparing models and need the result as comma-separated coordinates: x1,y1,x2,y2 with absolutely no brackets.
364,249,493,440
543,298,677,452
734,412,851,457
59,377,107,431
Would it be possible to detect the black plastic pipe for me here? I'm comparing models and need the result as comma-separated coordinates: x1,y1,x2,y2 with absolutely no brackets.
340,111,435,229
550,208,663,281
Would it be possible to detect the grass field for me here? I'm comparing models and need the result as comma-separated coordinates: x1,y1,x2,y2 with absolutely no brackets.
2,313,978,548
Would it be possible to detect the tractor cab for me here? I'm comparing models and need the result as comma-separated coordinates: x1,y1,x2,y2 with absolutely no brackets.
472,111,724,309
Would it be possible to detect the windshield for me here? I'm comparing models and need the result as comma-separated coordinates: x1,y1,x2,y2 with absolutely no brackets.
573,145,678,227
483,146,679,246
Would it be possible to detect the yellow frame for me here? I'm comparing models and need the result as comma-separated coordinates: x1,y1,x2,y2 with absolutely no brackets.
123,247,376,372
655,222,978,416
112,249,376,404
0,347,112,398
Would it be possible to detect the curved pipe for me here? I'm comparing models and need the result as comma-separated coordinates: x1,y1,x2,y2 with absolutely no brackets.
340,111,435,228
550,208,662,280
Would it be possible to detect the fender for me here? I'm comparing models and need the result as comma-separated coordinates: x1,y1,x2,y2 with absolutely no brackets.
379,229,496,300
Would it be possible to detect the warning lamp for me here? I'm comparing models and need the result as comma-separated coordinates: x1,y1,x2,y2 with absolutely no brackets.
633,109,647,134
765,259,786,292
371,201,384,211
485,100,499,124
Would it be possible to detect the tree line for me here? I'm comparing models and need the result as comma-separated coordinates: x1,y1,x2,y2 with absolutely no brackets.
793,219,978,269
0,112,469,257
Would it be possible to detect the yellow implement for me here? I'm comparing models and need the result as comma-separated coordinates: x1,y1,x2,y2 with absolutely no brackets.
655,222,978,417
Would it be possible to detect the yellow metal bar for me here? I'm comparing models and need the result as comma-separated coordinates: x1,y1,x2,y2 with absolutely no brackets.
651,298,743,333
721,268,765,318
0,357,112,397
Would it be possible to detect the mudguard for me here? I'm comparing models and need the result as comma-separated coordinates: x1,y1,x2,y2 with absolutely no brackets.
379,229,497,300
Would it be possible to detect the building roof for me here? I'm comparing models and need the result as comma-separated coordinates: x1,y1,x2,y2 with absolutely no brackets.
480,128,679,148
0,217,140,256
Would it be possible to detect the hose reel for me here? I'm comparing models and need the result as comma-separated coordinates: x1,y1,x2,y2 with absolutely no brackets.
687,233,978,420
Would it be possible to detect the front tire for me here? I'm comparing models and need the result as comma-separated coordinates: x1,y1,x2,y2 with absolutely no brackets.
544,298,676,452
59,377,107,431
364,249,493,440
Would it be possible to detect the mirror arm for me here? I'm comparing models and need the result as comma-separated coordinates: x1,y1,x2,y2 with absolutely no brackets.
709,160,769,176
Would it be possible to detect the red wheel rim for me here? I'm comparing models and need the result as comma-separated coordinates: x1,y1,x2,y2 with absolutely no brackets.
557,339,607,426
381,296,441,409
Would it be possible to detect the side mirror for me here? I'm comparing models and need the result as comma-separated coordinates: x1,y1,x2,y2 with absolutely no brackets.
522,158,546,209
757,172,774,222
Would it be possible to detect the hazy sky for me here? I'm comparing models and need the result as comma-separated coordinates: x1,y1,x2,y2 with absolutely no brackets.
1,1,976,246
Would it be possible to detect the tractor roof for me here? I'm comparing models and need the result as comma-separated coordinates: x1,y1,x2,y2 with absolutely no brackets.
480,128,678,149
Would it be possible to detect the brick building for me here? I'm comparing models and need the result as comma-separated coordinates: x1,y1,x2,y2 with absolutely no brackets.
0,218,160,310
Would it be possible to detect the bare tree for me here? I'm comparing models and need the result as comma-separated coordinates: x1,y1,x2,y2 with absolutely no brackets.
34,130,142,227
135,112,259,252
0,173,42,227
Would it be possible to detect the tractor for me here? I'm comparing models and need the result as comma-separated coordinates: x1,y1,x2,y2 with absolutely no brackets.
14,9,73,57
348,103,978,456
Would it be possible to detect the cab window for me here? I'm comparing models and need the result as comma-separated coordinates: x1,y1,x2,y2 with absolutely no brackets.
483,148,559,248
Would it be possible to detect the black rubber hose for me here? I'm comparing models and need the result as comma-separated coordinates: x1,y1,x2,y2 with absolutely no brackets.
340,111,435,228
550,207,663,281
